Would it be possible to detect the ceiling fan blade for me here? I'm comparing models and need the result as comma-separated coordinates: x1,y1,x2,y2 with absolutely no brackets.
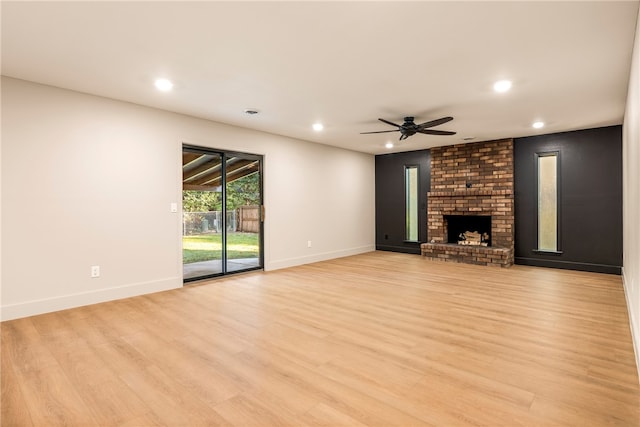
378,118,403,128
360,130,400,134
417,116,454,129
417,129,457,136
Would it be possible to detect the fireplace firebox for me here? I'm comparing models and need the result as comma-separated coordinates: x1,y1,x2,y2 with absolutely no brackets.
445,215,491,246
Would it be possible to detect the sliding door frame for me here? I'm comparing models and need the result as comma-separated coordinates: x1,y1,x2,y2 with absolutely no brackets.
183,144,264,282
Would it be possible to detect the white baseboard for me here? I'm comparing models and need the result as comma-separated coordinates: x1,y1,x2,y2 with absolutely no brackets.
1,277,182,321
265,245,375,271
621,267,640,383
1,245,375,320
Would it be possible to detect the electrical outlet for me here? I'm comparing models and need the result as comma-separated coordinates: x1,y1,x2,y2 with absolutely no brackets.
91,265,100,278
307,240,312,248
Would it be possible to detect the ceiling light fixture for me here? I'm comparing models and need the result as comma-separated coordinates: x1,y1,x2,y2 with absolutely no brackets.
532,121,545,129
493,79,512,93
312,123,324,131
244,109,259,115
154,78,174,92
385,142,394,149
463,137,475,141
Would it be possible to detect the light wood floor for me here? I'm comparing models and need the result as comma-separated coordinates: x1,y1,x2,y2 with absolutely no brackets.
2,251,639,426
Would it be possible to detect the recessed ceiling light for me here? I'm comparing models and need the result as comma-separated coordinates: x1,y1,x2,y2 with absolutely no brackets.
154,78,174,92
385,142,394,149
493,80,512,93
244,109,259,115
532,121,545,129
312,123,324,131
463,137,475,141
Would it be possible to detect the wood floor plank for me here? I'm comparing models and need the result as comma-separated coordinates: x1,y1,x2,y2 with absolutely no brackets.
33,326,151,425
121,331,243,406
300,402,370,427
1,350,34,426
2,251,639,426
213,394,301,426
118,365,231,426
12,363,100,426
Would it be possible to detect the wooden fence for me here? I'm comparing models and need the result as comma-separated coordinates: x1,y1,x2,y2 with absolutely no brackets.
237,205,261,233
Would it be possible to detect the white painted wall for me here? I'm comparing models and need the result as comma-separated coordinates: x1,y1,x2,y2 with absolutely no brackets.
0,77,375,320
623,7,640,377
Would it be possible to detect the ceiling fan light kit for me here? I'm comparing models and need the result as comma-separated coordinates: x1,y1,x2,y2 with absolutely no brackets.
361,116,456,140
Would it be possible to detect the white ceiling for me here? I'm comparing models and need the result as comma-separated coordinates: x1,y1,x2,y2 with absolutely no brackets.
2,1,638,155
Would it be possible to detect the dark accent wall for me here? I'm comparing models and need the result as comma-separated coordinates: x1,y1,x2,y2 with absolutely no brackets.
514,126,622,274
375,150,430,254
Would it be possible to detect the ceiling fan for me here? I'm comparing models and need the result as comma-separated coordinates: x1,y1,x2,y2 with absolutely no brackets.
361,116,456,140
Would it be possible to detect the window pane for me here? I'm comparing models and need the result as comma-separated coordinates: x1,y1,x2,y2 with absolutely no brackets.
182,151,223,279
405,166,418,241
225,157,261,273
538,155,557,251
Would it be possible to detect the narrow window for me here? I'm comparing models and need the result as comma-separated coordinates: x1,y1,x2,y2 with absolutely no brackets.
405,166,419,241
537,153,558,251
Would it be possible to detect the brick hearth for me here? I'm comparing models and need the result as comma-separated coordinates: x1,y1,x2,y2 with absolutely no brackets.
421,139,515,267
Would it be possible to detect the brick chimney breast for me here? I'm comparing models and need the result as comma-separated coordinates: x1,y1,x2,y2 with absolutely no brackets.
422,139,515,267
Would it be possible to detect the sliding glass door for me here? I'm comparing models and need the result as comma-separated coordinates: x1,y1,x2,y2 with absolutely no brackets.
182,146,263,281
225,154,262,272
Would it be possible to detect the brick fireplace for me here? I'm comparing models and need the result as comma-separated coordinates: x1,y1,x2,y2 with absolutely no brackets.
421,139,514,267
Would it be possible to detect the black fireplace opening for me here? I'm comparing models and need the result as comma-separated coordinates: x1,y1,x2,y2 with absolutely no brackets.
445,215,491,246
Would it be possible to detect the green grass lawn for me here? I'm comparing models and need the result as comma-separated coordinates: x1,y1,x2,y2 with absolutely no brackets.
183,232,259,264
